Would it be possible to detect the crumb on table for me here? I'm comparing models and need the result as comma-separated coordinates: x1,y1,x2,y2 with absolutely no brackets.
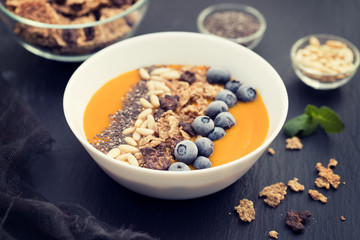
268,147,275,155
309,189,327,203
268,230,278,239
259,182,287,208
234,198,255,222
286,136,303,150
288,177,305,192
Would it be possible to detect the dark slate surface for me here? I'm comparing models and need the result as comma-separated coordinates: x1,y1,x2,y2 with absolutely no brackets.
1,0,359,239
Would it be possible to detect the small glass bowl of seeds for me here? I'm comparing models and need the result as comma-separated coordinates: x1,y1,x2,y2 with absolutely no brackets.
291,34,360,90
197,3,266,50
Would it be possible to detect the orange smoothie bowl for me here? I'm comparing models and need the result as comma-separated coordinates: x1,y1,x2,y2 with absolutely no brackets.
63,32,288,200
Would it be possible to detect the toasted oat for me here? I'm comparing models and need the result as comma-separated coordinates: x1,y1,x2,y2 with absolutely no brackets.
259,182,287,207
341,216,346,221
286,136,303,150
268,230,278,239
234,199,255,223
309,189,327,203
267,147,275,155
315,160,341,189
288,178,305,192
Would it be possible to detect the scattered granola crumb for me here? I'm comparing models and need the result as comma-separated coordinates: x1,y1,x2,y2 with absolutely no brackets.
343,181,346,185
268,230,278,239
328,158,338,168
315,176,330,189
341,216,346,221
309,189,327,203
315,159,341,189
259,182,287,207
234,199,255,222
288,178,305,192
285,210,312,232
286,136,303,150
268,147,275,155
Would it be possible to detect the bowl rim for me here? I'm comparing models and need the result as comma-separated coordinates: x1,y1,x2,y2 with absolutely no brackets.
0,0,148,29
196,3,267,44
290,33,360,77
63,31,288,177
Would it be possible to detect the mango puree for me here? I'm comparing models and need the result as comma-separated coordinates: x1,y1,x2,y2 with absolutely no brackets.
84,69,269,167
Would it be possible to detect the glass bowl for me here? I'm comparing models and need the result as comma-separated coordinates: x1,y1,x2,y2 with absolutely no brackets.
0,0,149,62
197,3,266,50
290,34,360,90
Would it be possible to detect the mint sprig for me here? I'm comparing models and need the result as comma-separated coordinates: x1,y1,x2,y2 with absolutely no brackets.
284,105,344,137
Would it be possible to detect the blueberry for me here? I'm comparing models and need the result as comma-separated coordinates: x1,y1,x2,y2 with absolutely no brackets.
193,156,212,170
195,137,214,157
236,85,257,102
214,112,236,129
192,116,215,136
208,127,226,141
205,100,229,119
215,89,237,108
168,162,191,171
225,80,242,93
206,67,231,85
174,140,198,164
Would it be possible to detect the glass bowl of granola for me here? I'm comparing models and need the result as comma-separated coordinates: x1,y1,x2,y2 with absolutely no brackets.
63,32,288,199
291,34,360,90
0,0,149,62
197,3,267,50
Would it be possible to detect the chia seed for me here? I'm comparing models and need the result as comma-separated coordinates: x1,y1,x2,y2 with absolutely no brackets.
204,10,260,39
91,80,148,153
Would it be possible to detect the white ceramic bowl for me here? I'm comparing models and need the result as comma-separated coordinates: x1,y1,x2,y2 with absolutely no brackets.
63,32,288,200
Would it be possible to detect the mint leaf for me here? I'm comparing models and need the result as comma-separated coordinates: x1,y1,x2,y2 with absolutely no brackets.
284,114,312,137
316,106,345,133
301,117,319,136
305,105,319,118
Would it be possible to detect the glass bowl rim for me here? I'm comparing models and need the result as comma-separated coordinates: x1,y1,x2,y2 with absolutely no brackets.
290,33,360,77
0,0,148,29
196,3,267,44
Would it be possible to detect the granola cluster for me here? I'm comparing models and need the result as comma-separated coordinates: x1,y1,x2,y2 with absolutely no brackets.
259,182,287,208
4,0,142,55
234,199,255,222
314,158,341,189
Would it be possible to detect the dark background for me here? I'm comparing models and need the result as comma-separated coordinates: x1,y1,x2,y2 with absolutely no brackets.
1,0,359,239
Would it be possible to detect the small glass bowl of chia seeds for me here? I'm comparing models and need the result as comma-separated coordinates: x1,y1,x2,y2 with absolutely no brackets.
197,3,266,50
